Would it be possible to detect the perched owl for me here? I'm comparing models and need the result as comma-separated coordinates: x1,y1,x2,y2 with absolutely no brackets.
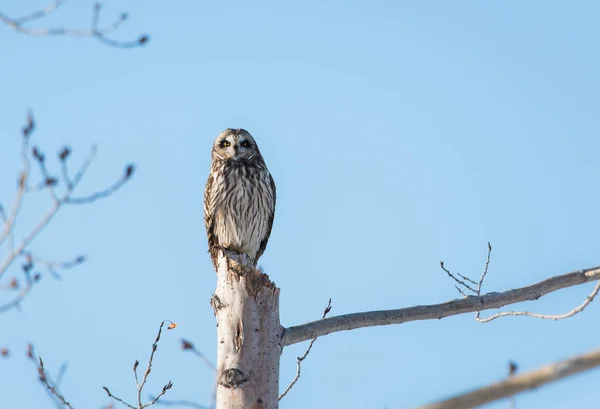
204,129,276,271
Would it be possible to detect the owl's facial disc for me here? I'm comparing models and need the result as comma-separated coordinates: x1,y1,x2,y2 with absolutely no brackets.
213,129,258,161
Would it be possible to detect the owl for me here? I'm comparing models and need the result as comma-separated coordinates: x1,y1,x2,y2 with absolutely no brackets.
204,129,276,271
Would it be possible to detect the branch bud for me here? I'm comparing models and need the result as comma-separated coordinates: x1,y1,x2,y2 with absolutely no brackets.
59,146,71,161
124,164,135,179
32,146,44,163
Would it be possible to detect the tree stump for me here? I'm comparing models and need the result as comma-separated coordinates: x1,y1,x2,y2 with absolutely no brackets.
212,250,282,409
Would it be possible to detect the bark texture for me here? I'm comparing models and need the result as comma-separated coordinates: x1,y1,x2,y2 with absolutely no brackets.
213,250,282,409
283,266,600,346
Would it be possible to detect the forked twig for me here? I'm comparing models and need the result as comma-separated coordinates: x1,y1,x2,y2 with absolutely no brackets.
103,321,176,409
440,243,600,323
0,0,149,48
0,113,135,312
27,345,75,409
38,357,75,409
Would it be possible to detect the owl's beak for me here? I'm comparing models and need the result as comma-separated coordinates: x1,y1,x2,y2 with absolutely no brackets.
233,145,238,156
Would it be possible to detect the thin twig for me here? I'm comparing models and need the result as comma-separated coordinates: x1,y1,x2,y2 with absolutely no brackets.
0,113,33,250
279,298,332,400
37,357,75,409
440,261,478,294
441,242,492,298
138,322,166,407
66,169,134,204
0,267,39,312
477,242,493,293
30,252,86,268
104,321,176,409
476,279,600,323
180,339,216,409
0,2,149,48
70,145,97,189
440,244,599,323
55,362,69,390
14,0,67,24
103,387,137,409
0,115,134,311
32,145,60,204
181,339,217,371
457,272,478,286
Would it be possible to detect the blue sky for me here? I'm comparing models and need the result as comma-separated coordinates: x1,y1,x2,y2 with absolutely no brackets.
1,1,599,408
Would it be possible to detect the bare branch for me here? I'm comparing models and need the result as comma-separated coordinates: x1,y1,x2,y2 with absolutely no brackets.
0,114,134,311
442,243,599,323
477,279,600,323
137,321,169,408
0,1,149,48
414,346,600,409
0,112,33,250
440,261,478,294
37,357,75,409
26,253,86,281
104,320,176,409
279,298,332,400
0,265,40,313
65,164,135,204
478,242,492,292
103,387,137,409
441,242,492,297
13,0,67,24
282,266,600,347
55,363,69,390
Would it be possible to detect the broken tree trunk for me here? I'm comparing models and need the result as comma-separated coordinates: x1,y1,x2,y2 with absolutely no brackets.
212,250,282,409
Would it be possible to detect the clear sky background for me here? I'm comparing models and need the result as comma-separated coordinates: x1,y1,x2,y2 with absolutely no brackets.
1,1,599,408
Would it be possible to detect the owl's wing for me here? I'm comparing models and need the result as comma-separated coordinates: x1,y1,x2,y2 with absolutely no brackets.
204,173,219,271
255,173,276,264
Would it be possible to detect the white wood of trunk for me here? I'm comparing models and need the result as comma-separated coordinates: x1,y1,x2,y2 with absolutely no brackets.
213,250,282,409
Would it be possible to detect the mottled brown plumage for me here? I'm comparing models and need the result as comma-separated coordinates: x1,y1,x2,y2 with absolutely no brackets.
204,129,276,271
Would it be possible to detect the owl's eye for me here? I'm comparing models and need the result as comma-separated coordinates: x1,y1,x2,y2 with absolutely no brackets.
240,140,251,148
220,140,231,148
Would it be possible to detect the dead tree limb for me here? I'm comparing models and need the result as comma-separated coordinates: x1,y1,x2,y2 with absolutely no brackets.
441,243,600,322
415,346,600,409
283,266,600,347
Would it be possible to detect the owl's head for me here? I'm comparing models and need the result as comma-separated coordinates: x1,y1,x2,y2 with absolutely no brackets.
211,128,261,162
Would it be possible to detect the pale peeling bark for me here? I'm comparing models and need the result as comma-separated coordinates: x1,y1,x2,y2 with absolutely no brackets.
212,250,282,409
